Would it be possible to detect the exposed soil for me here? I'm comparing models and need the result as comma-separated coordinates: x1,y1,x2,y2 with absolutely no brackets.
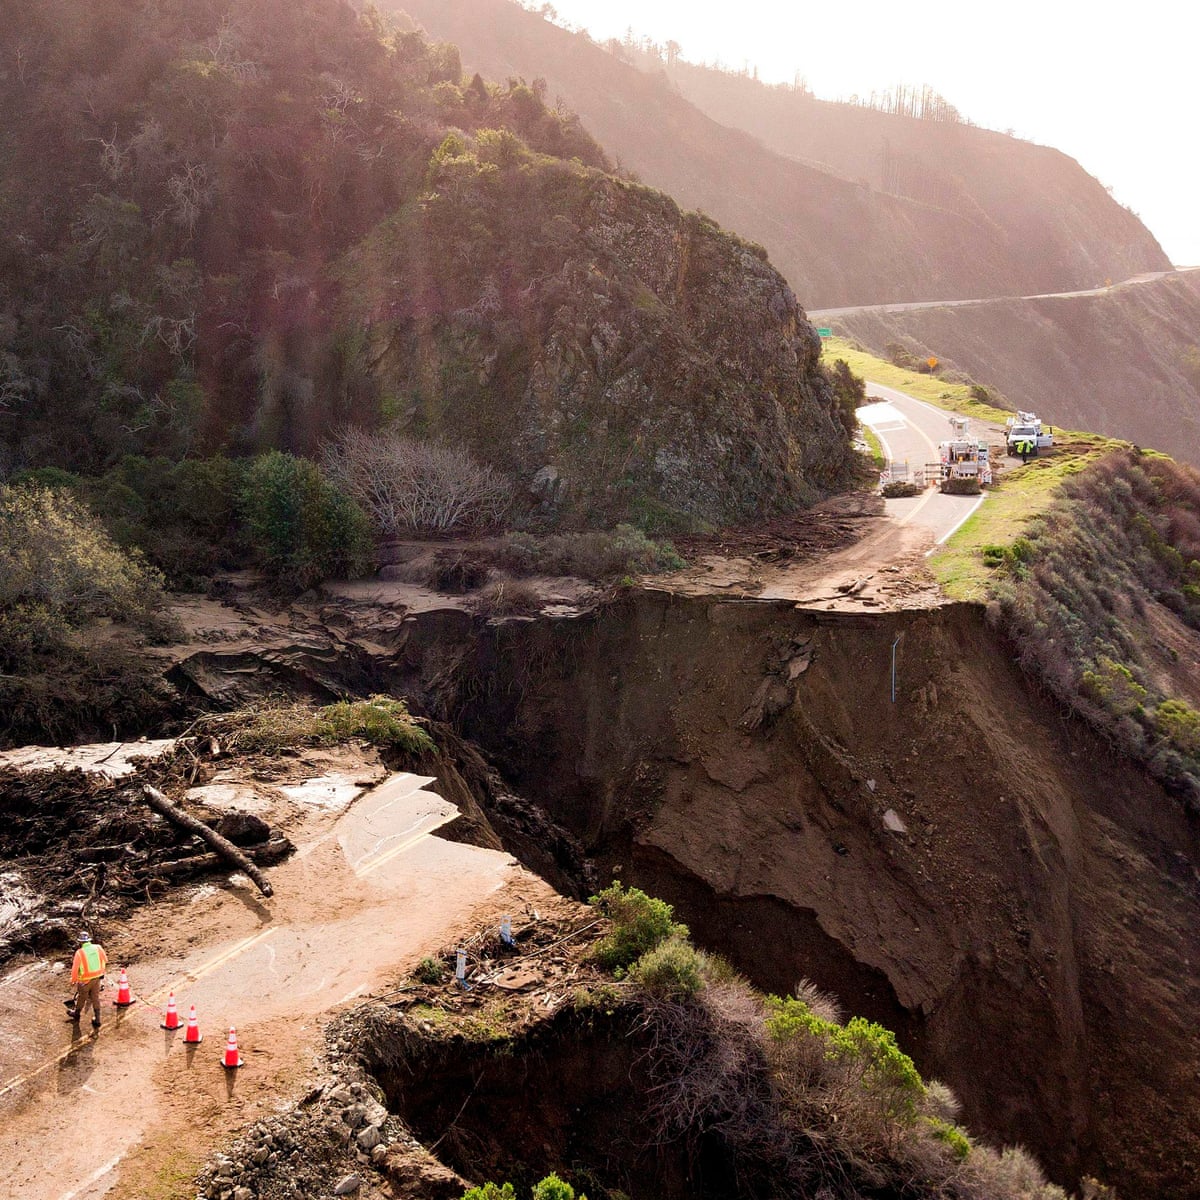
6,495,1200,1199
422,594,1200,1199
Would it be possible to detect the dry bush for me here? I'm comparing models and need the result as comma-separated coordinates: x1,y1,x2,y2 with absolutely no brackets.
467,578,543,618
497,525,683,580
924,1079,963,1122
793,977,843,1024
430,549,490,592
959,1143,1068,1199
635,983,805,1186
322,428,512,534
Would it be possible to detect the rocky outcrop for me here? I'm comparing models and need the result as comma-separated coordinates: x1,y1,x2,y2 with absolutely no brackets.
1,0,855,527
339,167,855,527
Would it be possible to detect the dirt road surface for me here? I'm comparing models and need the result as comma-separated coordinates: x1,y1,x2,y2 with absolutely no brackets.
0,754,560,1200
660,383,1003,611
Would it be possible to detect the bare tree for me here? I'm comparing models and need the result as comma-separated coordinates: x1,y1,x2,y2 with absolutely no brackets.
322,428,513,534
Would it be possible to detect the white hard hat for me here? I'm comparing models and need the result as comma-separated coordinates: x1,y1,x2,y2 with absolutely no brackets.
79,931,91,943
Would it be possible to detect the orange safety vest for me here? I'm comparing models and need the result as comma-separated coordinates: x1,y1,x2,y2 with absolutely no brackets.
71,942,107,984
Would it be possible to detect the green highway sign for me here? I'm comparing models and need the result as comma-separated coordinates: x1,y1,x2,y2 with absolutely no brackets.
816,327,832,337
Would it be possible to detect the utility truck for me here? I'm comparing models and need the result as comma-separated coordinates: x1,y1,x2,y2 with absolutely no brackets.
937,416,991,494
1004,412,1053,457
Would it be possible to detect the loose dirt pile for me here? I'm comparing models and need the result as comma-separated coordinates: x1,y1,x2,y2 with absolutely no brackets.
0,751,294,965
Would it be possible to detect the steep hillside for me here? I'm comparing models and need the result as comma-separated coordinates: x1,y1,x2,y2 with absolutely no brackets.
0,0,854,524
430,594,1200,1200
397,0,1170,307
834,271,1200,465
660,57,1171,289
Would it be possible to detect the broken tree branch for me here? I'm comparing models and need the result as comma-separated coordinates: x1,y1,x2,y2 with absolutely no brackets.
141,784,274,897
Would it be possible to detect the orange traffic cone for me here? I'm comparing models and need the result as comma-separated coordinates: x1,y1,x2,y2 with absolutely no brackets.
111,967,135,1007
161,991,181,1030
183,1004,203,1044
221,1026,243,1069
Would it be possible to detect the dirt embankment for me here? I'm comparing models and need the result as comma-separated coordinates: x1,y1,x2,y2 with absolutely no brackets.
390,593,1199,1200
162,582,1200,1198
835,271,1200,466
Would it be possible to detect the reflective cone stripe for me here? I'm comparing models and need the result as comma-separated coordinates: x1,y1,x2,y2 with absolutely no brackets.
184,1005,203,1044
161,991,181,1030
112,967,134,1007
221,1026,243,1069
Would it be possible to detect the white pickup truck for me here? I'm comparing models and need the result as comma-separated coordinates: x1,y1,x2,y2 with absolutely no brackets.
1005,412,1054,457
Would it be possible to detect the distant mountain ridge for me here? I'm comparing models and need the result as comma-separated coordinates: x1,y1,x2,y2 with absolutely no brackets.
398,0,1171,308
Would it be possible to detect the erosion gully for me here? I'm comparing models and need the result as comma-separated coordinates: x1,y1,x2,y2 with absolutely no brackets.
178,588,1200,1199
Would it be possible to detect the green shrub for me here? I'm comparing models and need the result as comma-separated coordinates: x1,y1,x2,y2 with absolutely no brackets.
765,996,926,1123
531,1175,584,1200
589,882,688,972
0,484,174,744
630,937,704,998
314,696,435,753
413,957,444,985
1081,657,1147,716
0,484,165,627
461,1185,515,1200
926,1117,971,1161
239,451,373,591
1155,698,1200,756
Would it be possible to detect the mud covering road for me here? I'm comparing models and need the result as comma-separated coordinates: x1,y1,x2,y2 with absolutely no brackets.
0,745,562,1200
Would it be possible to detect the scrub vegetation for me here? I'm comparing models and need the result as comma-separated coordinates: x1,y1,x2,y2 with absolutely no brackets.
390,883,1071,1200
979,450,1200,807
196,695,434,755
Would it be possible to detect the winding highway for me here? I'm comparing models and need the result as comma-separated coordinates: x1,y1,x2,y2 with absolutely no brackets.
857,382,993,549
808,266,1199,321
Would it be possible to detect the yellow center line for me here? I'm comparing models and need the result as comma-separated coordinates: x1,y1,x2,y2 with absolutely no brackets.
898,487,939,527
0,1039,89,1101
357,814,456,877
144,926,278,1004
0,927,280,1100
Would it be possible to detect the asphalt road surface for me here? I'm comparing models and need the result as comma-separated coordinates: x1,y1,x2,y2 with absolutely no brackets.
0,760,554,1200
808,266,1199,321
858,382,992,548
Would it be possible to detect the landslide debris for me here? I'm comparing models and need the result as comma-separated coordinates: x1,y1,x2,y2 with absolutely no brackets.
0,743,297,965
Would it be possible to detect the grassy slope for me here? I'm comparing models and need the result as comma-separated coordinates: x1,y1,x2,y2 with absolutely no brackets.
821,336,1125,599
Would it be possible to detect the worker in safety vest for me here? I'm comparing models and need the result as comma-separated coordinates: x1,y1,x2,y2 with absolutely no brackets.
65,932,107,1029
1017,438,1033,464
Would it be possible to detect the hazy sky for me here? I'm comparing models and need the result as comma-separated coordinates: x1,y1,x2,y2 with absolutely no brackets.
544,0,1200,265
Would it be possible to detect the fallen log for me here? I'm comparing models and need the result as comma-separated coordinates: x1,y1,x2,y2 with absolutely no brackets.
141,785,274,897
153,838,293,880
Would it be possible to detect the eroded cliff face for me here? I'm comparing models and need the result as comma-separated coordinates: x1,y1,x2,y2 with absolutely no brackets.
410,593,1200,1199
167,584,1200,1196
